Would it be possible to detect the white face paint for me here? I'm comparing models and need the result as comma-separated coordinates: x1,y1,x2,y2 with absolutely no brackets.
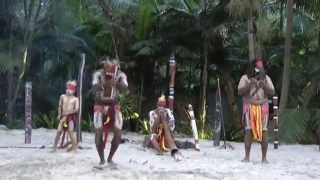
189,111,195,118
66,89,75,96
255,67,260,73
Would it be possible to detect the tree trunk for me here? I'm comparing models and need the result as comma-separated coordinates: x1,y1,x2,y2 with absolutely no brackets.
200,40,208,138
138,68,144,117
8,49,28,126
301,79,319,109
97,0,119,58
221,70,242,129
6,15,14,125
279,0,294,115
188,61,193,96
248,5,256,61
279,1,284,32
6,0,42,126
7,72,14,125
256,42,263,59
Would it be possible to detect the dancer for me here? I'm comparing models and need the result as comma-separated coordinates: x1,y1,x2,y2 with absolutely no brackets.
92,57,128,165
238,59,275,163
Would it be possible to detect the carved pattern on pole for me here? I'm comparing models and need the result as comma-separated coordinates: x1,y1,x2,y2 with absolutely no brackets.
25,82,32,144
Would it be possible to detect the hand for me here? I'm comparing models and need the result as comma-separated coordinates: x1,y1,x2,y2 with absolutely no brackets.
61,111,72,117
169,123,175,131
110,78,116,86
249,78,257,87
111,78,118,87
258,80,266,88
259,69,266,79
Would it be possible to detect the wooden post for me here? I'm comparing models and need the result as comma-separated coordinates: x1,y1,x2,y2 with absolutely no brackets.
25,82,32,144
77,53,85,143
185,104,200,150
168,54,176,112
273,96,279,149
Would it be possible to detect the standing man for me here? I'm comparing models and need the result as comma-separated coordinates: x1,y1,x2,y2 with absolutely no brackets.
238,59,275,163
53,81,79,152
92,57,128,165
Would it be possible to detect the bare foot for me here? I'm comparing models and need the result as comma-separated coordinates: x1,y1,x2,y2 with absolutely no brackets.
156,152,163,156
99,159,105,165
107,158,113,164
51,148,57,153
171,150,182,161
195,143,200,151
241,158,250,162
67,147,77,153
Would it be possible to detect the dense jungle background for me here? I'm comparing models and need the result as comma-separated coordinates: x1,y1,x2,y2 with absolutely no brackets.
0,0,320,144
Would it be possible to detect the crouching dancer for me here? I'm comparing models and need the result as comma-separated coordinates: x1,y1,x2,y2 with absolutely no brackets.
92,58,128,165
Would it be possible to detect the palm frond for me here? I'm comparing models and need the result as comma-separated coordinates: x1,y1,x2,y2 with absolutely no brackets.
279,109,310,143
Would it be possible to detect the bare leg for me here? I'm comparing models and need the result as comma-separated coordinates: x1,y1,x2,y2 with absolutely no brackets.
53,130,62,151
95,128,105,165
53,121,64,152
261,131,268,163
159,114,178,151
107,128,122,163
67,130,77,152
150,116,163,154
150,134,162,155
159,114,181,161
242,130,252,162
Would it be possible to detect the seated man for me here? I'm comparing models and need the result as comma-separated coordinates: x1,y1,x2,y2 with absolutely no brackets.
146,95,181,161
53,80,79,152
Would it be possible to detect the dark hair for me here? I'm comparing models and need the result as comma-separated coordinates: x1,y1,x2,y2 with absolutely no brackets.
245,59,267,77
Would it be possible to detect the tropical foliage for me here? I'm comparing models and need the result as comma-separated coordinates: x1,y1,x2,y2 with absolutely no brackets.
0,0,320,144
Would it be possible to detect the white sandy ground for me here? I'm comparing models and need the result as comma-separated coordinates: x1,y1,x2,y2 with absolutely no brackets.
0,127,319,180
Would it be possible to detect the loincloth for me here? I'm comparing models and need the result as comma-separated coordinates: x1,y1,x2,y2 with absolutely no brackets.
243,102,269,141
93,104,123,149
58,115,75,131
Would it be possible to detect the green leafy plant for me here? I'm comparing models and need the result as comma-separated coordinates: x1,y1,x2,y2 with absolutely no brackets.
33,111,59,129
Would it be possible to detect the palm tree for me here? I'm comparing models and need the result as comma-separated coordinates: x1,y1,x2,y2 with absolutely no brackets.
279,0,294,115
2,0,51,125
153,0,231,137
1,0,93,126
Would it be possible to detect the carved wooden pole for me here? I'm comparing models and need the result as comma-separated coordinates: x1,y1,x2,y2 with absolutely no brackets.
185,104,200,151
25,82,32,144
168,54,176,112
273,96,279,149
